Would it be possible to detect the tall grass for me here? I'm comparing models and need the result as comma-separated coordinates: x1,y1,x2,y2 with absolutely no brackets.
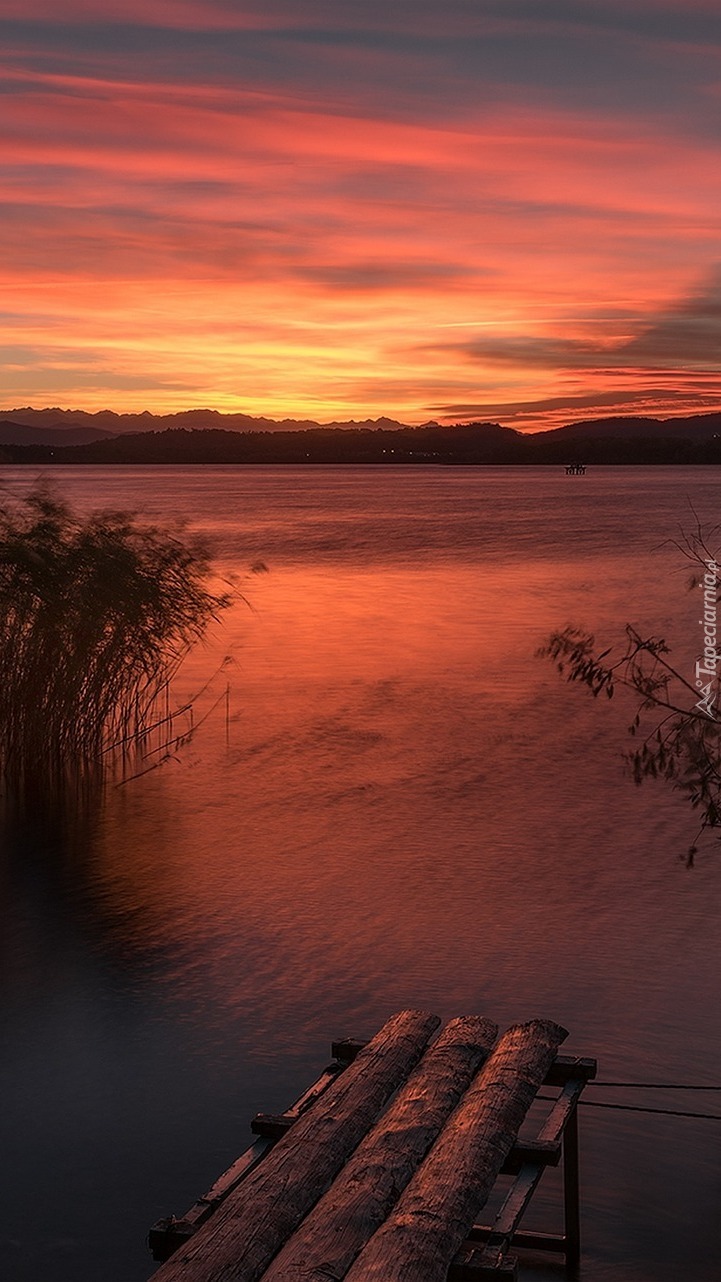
0,484,230,796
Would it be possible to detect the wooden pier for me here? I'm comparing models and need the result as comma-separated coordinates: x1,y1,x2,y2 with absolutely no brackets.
148,1010,596,1281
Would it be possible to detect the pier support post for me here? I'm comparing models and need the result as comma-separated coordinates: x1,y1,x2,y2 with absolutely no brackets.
563,1104,581,1272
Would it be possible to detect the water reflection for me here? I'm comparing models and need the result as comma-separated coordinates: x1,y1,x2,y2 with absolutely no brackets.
2,469,721,1281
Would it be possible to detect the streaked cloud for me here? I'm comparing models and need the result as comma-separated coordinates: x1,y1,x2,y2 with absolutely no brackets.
423,272,721,372
1,2,721,424
431,387,721,431
419,272,721,427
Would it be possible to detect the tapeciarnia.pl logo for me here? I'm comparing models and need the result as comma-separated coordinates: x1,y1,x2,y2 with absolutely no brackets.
695,558,719,718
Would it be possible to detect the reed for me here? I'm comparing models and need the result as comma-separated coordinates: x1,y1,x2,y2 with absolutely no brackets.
0,483,230,796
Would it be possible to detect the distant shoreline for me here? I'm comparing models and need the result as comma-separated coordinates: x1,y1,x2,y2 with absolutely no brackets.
3,418,721,467
3,455,721,467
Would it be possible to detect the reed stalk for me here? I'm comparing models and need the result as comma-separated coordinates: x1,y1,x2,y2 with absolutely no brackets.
0,483,230,798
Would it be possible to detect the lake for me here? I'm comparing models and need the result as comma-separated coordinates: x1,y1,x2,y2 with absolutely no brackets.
1,464,720,1282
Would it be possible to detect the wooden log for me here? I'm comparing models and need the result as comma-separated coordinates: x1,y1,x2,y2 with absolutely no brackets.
453,1072,591,1276
149,1009,440,1282
259,1015,498,1282
345,1019,568,1282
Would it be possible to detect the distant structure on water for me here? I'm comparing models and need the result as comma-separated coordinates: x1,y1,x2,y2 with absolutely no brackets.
565,462,586,475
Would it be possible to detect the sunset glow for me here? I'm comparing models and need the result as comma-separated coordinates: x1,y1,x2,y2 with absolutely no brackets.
3,1,721,429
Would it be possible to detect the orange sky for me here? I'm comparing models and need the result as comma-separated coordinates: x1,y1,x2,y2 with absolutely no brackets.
3,1,721,430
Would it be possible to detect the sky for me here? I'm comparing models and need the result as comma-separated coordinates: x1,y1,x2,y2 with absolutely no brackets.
3,0,721,430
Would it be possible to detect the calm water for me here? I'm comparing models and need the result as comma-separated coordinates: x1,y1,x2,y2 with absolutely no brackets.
1,465,720,1282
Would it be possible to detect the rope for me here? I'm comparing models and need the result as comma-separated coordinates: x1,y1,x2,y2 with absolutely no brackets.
587,1078,721,1120
578,1098,721,1120
537,1086,721,1121
590,1080,721,1090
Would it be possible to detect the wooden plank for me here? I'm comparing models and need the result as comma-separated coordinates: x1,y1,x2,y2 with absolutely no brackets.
259,1016,498,1282
449,1247,519,1280
252,1060,565,1167
499,1138,560,1175
251,1115,293,1140
149,1065,343,1261
149,1009,440,1282
148,1141,272,1261
457,1164,543,1276
450,1244,519,1279
331,1038,366,1064
544,1056,597,1086
345,1019,568,1282
467,1227,565,1253
539,1077,587,1139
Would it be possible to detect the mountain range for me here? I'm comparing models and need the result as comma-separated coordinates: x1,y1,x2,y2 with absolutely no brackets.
1,408,721,463
0,408,414,446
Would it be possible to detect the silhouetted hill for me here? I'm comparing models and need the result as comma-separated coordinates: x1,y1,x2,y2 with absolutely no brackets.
533,413,721,442
0,422,523,465
0,419,117,447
